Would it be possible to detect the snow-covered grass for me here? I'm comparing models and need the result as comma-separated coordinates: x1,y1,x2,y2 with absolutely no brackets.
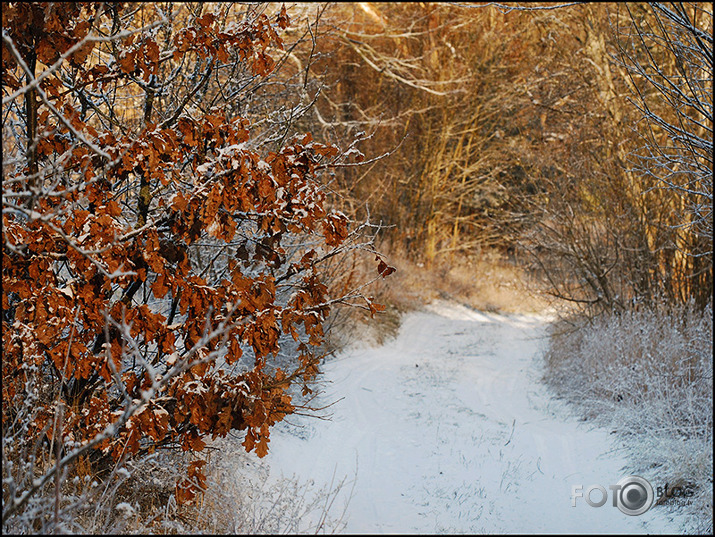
543,301,713,534
1,435,350,534
196,437,352,534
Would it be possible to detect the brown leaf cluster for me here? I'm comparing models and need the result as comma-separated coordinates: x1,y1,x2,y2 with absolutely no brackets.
2,2,369,506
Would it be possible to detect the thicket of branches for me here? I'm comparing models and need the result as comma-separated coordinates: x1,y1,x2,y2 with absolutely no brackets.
301,2,712,312
2,3,391,531
516,2,713,312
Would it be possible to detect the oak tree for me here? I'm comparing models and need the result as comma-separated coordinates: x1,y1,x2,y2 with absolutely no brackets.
2,2,390,523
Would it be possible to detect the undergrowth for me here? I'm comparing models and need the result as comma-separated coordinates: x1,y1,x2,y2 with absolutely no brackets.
2,439,351,534
543,301,713,533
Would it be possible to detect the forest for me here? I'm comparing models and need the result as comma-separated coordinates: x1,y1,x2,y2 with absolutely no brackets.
2,2,712,533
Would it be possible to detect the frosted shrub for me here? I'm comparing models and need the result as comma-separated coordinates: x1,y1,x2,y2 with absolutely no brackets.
192,437,351,534
543,301,713,533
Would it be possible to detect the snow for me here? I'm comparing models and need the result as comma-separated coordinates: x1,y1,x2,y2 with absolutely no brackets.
195,162,214,175
256,300,689,533
115,502,135,517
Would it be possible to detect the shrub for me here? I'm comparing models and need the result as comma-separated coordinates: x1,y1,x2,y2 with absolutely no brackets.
2,3,386,531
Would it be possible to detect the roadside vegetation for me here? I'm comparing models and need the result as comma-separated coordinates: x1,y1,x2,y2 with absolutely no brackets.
544,302,712,533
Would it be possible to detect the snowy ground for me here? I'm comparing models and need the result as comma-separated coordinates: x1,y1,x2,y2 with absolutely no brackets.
251,300,689,533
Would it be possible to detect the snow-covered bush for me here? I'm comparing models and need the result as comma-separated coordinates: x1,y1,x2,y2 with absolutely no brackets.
543,301,713,533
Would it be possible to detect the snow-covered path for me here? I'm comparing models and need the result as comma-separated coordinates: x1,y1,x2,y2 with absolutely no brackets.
259,300,687,533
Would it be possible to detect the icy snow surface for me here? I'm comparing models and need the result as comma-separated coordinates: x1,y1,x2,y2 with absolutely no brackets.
259,300,688,533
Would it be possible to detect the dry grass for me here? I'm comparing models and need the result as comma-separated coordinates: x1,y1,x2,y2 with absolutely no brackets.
324,244,552,351
543,301,713,534
379,245,551,314
3,437,352,535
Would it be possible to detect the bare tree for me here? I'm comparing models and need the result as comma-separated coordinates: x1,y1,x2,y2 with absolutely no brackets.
616,2,713,251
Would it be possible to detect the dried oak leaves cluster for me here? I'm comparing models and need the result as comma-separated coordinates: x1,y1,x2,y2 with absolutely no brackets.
2,3,390,504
